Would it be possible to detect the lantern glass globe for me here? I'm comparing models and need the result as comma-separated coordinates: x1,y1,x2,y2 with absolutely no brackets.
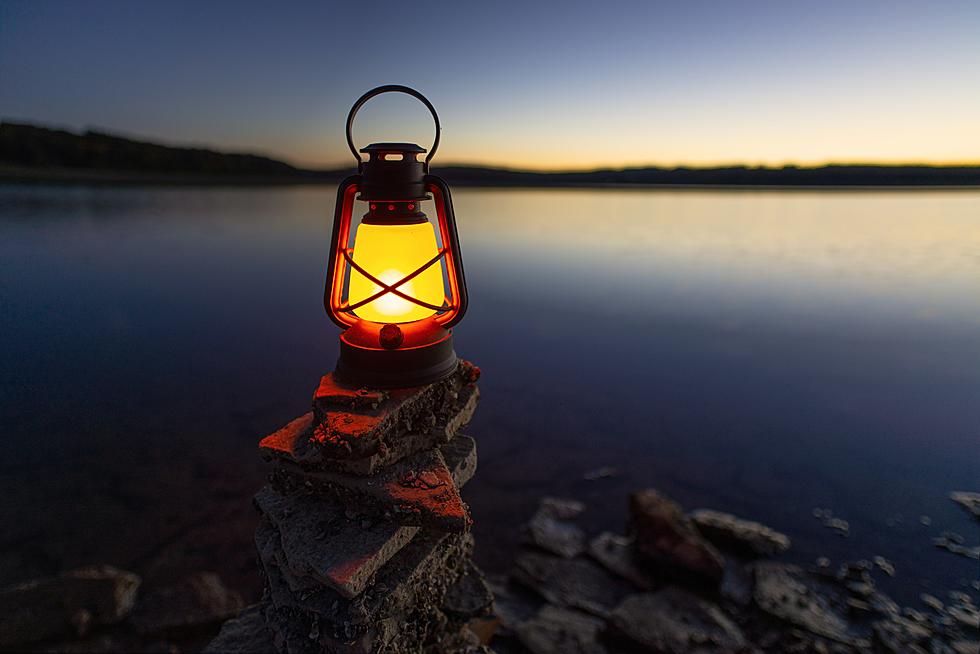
349,221,444,323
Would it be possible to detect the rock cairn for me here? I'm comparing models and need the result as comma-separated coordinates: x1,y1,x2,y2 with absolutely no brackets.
207,360,493,654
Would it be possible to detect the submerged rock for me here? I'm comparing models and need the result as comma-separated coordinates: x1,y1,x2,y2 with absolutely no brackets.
872,614,934,653
203,604,273,654
516,605,607,654
511,551,632,618
130,571,245,635
608,587,747,654
750,562,849,642
690,509,791,558
587,532,654,590
0,565,140,648
950,491,980,522
524,497,587,559
628,489,725,586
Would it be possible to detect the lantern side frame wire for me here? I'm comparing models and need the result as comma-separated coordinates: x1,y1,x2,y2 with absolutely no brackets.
339,247,453,313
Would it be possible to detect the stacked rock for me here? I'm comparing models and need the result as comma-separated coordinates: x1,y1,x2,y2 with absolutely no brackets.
245,359,493,654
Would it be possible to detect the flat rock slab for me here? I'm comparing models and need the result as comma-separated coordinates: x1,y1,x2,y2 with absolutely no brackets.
629,489,725,586
259,381,479,477
0,565,140,648
609,587,747,654
130,571,245,635
441,561,494,621
254,487,418,599
750,562,850,643
254,435,477,598
260,531,472,648
516,605,608,654
587,532,655,590
271,435,477,532
203,604,274,654
690,509,791,558
260,359,479,473
511,551,633,618
523,497,587,559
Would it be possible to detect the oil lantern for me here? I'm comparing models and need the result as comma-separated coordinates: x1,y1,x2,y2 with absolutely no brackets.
324,85,468,388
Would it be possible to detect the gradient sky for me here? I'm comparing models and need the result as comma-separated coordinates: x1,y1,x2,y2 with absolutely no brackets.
1,0,978,169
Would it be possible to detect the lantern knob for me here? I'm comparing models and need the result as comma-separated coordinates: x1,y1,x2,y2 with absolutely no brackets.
345,85,441,172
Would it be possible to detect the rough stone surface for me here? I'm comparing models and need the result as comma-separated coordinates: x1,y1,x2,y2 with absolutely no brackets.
587,532,654,590
130,571,245,635
751,561,850,642
511,551,632,618
690,509,791,557
271,435,476,532
0,565,140,648
202,603,273,654
629,489,726,585
516,605,607,654
313,360,479,462
255,434,477,599
441,562,494,621
524,497,587,559
950,491,980,522
260,531,472,638
609,587,748,654
254,485,419,599
259,379,479,477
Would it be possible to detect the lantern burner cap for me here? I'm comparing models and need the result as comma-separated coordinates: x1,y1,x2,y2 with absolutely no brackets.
358,142,428,202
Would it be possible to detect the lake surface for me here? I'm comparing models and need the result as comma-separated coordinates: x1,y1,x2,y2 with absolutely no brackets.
1,184,978,604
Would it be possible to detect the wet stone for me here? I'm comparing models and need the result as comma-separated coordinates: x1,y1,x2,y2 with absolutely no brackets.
750,562,850,643
511,551,633,618
516,605,607,654
628,489,726,586
270,434,477,533
690,508,791,558
587,532,654,590
608,587,748,654
872,614,934,653
202,604,274,654
130,571,245,635
524,497,587,559
0,565,141,648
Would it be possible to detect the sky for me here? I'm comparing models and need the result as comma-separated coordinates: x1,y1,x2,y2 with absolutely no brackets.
1,0,978,170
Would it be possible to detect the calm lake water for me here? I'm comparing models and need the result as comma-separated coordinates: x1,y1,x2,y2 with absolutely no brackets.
1,183,978,604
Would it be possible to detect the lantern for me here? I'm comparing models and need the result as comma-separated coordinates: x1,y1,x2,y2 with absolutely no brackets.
324,85,468,388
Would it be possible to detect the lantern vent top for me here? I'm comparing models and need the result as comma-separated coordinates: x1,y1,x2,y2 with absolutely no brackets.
358,142,429,202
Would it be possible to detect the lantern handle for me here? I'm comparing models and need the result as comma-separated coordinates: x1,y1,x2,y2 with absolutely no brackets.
346,85,441,172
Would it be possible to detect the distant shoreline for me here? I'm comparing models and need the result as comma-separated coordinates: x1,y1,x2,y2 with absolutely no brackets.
3,122,979,189
3,165,980,191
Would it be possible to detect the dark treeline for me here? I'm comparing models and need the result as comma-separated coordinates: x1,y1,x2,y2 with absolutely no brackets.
2,122,979,186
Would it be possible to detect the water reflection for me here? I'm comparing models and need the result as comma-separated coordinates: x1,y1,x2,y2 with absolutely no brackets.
0,184,977,602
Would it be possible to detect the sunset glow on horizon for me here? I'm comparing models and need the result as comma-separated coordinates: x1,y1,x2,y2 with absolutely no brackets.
2,0,978,170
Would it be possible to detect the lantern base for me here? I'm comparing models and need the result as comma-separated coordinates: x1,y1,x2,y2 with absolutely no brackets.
335,319,458,389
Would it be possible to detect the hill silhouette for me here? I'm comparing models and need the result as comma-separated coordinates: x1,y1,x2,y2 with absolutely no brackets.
2,122,978,186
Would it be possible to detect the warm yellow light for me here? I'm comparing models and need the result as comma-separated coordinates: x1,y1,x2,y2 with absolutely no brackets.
349,221,444,323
